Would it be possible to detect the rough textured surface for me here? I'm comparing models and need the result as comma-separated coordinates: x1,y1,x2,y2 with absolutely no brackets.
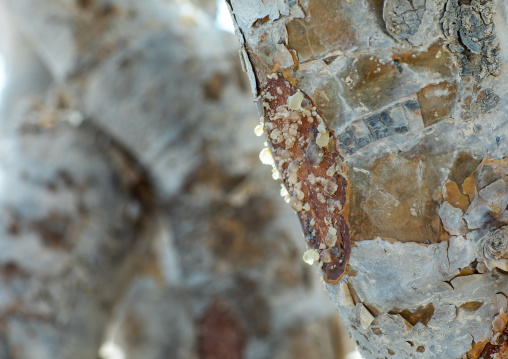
384,0,426,41
260,73,350,282
0,0,355,358
228,0,508,356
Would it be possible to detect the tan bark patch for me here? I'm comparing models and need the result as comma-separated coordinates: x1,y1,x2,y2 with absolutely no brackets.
349,152,445,243
392,42,456,78
417,82,458,126
443,180,470,212
286,0,358,62
388,303,435,326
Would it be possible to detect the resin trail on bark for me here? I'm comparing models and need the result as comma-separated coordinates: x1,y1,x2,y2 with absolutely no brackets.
260,73,351,283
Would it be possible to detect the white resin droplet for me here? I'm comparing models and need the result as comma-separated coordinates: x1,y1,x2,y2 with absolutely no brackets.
316,131,330,148
324,227,337,247
288,90,304,111
272,167,280,180
254,124,264,136
259,148,274,165
303,249,320,265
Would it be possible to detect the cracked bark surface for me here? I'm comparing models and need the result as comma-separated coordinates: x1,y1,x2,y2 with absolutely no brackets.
228,0,508,357
0,0,354,358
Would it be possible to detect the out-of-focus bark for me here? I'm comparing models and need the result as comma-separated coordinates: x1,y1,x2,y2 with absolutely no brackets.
0,101,155,358
0,0,354,358
227,0,508,357
0,1,52,118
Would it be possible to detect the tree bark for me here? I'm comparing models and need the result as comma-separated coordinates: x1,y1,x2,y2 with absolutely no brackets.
0,0,354,358
227,0,508,357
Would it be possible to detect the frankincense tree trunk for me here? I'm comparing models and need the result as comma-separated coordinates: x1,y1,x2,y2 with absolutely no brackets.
227,0,508,357
0,0,354,358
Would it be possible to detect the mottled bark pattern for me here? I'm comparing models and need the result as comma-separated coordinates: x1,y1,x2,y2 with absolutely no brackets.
0,0,352,358
228,0,508,356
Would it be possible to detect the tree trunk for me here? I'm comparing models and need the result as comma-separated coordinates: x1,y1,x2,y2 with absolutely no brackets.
0,0,354,358
227,0,508,357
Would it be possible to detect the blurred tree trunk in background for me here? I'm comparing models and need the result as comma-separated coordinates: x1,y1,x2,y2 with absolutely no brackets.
0,1,354,359
226,0,508,358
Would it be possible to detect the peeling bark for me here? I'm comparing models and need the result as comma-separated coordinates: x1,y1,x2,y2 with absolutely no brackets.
228,0,508,357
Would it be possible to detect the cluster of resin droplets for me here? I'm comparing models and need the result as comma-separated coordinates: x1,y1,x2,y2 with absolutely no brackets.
255,73,351,283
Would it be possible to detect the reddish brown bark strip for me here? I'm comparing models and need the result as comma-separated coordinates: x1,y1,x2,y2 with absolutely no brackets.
198,300,246,359
476,325,508,359
260,73,351,283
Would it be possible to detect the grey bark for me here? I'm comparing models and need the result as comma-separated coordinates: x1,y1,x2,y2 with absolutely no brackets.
0,0,354,358
227,0,508,358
